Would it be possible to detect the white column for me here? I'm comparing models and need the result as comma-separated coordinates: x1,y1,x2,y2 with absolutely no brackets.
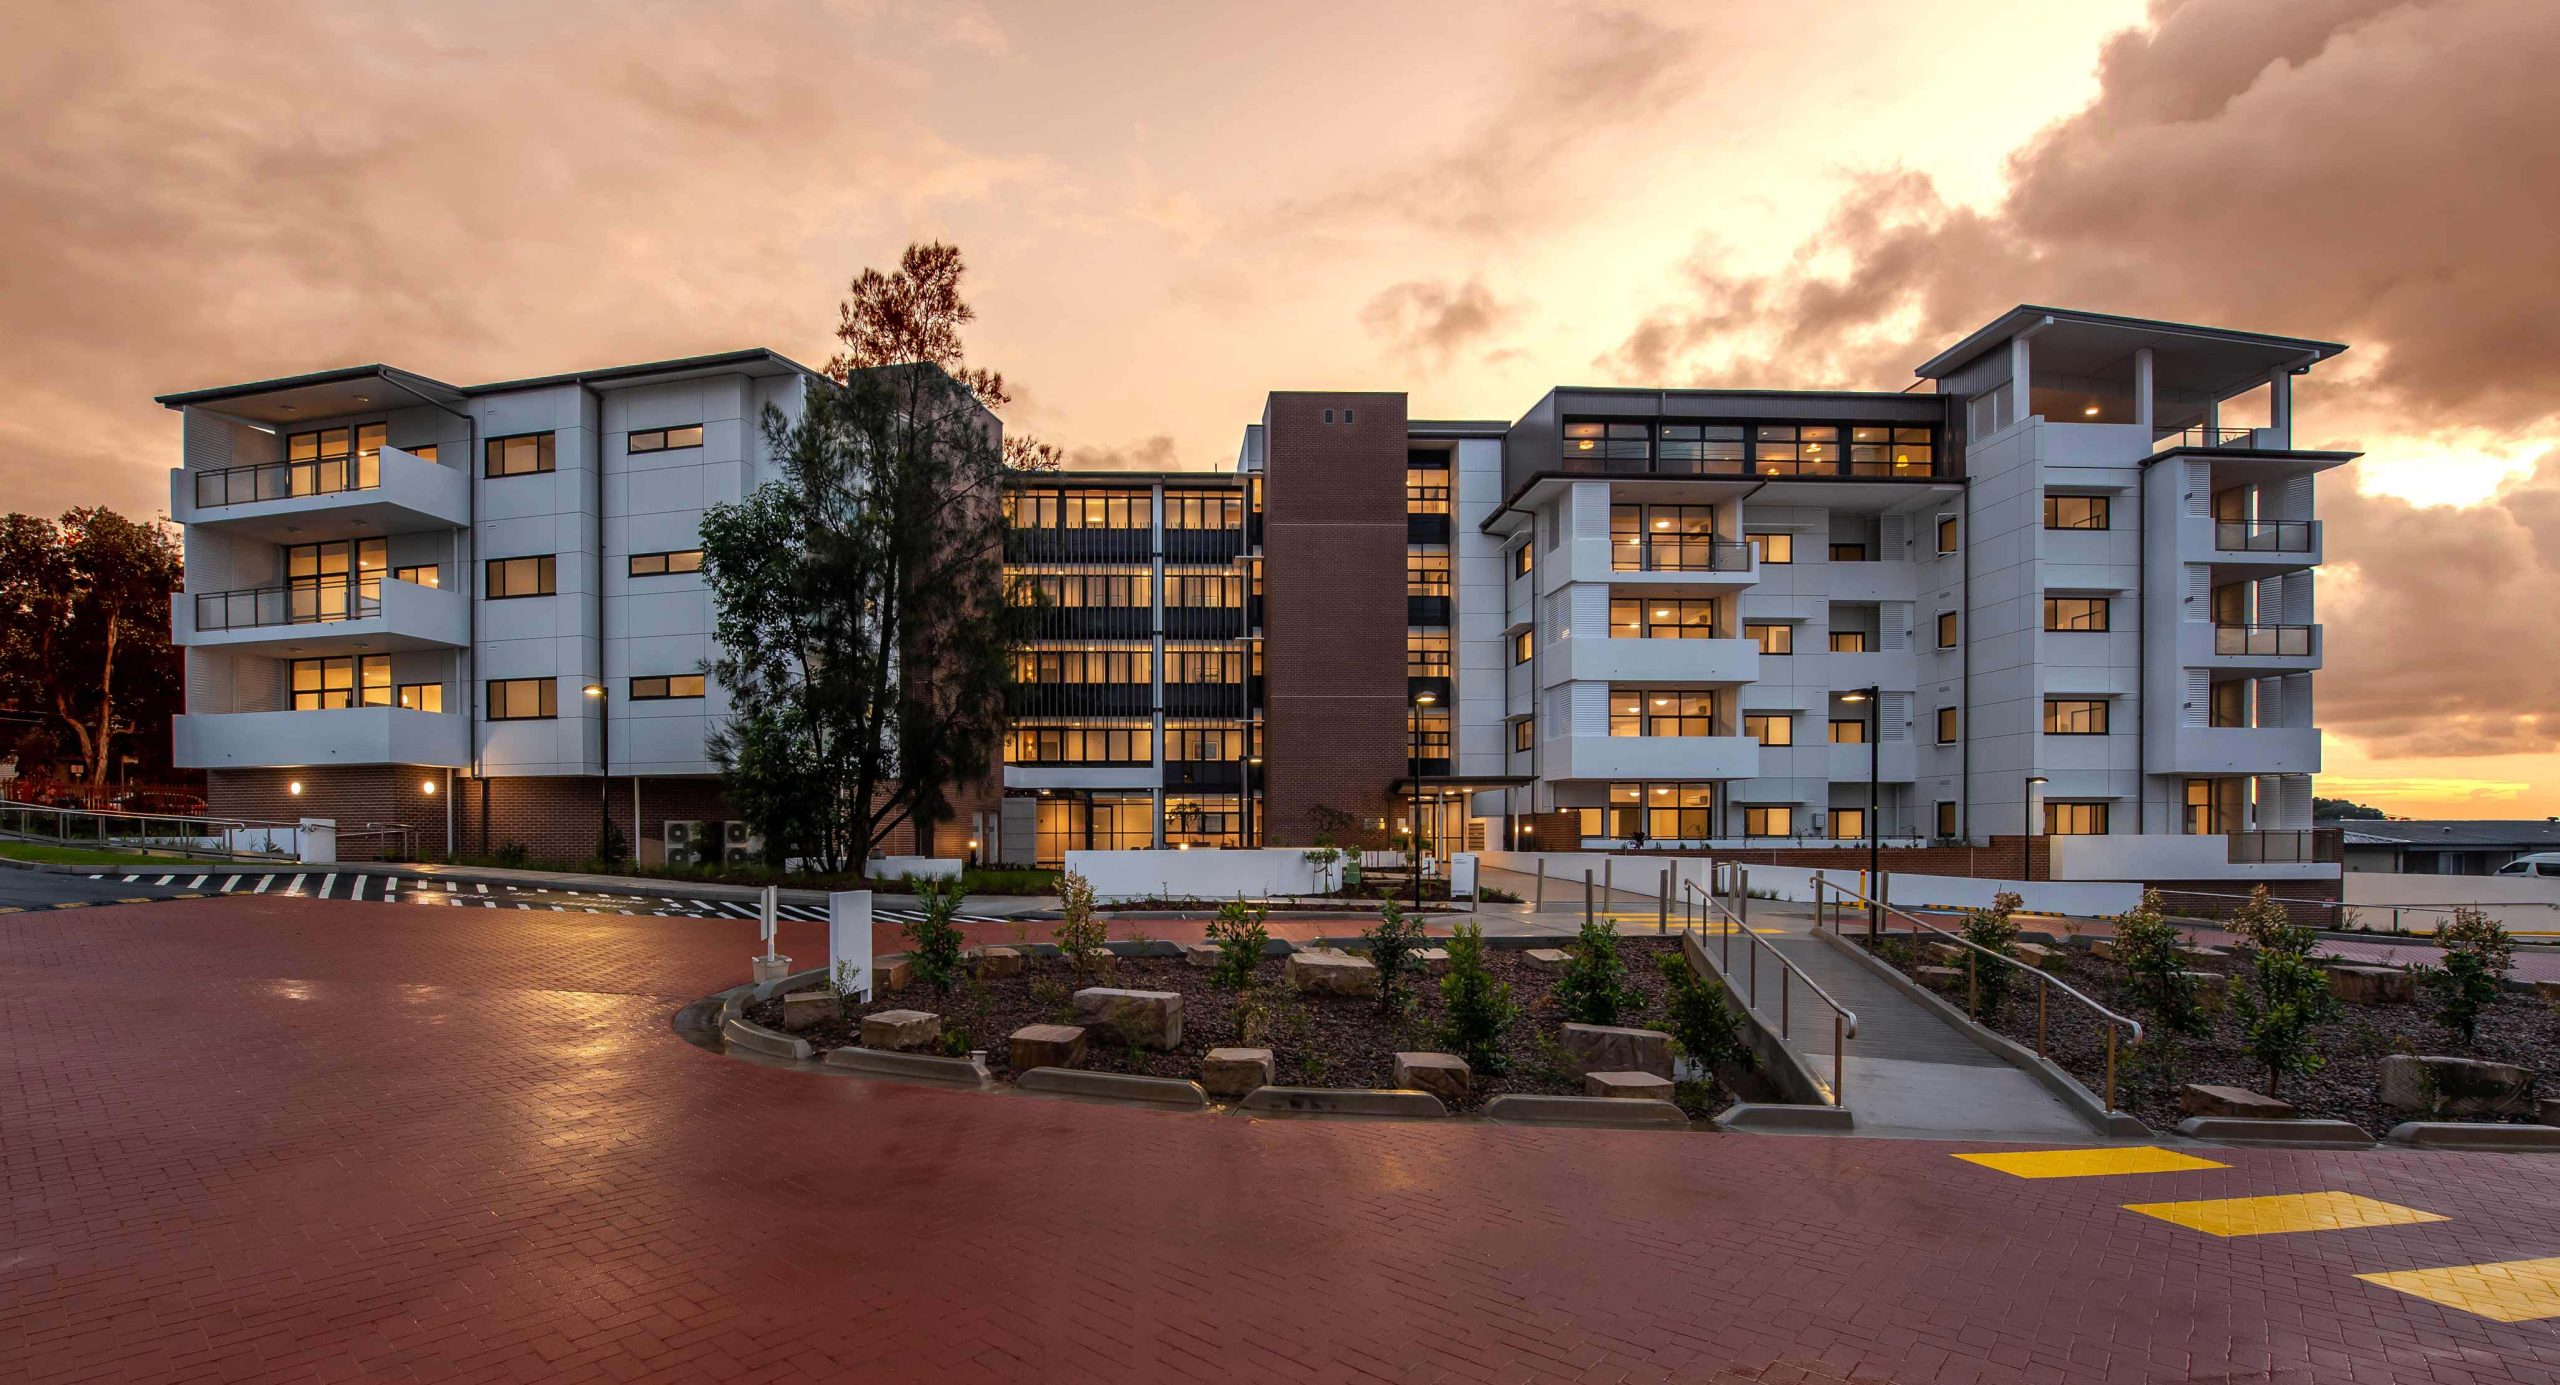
2133,347,2155,432
2009,336,2034,422
2267,370,2293,448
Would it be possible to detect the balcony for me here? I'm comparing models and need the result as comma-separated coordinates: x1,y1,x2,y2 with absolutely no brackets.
171,445,467,543
1006,528,1151,563
2180,621,2320,672
175,575,468,656
2184,517,2322,571
2227,828,2341,865
2155,725,2322,777
173,706,470,770
1546,733,1757,782
1546,636,1758,687
1609,536,1755,575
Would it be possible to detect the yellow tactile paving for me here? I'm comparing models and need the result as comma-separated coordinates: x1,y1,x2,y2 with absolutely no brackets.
2358,1257,2560,1323
2125,1191,2446,1238
1954,1146,2228,1179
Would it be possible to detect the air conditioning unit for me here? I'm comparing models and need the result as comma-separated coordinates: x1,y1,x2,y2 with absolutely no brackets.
664,819,709,867
722,820,763,866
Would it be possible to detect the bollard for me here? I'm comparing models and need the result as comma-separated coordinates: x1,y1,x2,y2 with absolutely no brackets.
1536,859,1547,911
1583,871,1594,930
1657,868,1669,934
1603,857,1613,906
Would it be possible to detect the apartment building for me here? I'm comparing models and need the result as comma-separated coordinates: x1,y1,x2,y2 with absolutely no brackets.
157,350,994,861
998,306,2352,874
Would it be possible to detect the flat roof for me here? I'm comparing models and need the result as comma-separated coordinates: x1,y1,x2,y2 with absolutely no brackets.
2335,820,2560,850
1915,305,2349,388
157,348,825,423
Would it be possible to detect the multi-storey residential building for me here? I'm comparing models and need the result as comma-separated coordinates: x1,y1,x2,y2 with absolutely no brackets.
158,351,998,861
998,306,2352,874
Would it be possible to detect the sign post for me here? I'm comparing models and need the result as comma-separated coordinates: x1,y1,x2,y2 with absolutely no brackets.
1449,852,1478,902
750,884,792,983
829,890,874,1001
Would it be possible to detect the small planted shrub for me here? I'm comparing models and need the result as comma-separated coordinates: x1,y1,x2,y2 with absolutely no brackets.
1438,920,1519,1073
1362,897,1430,1009
1555,918,1641,1026
1053,869,1107,985
829,958,866,1020
1206,896,1271,993
2413,906,2514,1048
2233,914,2338,1096
903,875,968,997
493,840,532,869
1478,885,1522,904
1957,891,2024,1018
2226,884,2295,950
1656,952,1746,1074
2111,888,2203,1036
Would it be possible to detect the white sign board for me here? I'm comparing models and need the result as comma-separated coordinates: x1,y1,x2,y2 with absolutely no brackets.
829,890,874,1000
1449,852,1478,900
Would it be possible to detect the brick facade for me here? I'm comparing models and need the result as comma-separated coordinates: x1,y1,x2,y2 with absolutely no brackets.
208,766,452,861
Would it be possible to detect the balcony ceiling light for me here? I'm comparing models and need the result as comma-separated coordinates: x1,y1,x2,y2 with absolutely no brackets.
2083,403,2101,416
1654,608,1671,618
1653,519,1670,529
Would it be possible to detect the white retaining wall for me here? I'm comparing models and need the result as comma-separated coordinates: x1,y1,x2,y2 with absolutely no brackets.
2343,873,2560,931
1064,847,1324,903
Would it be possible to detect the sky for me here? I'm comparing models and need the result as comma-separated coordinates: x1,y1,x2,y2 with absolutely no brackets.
2,0,2554,818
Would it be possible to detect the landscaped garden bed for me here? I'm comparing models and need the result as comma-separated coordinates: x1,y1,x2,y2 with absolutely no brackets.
1859,890,2555,1134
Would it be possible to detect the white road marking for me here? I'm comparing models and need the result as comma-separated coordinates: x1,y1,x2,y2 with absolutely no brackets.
121,875,140,883
443,881,458,893
88,874,105,881
254,875,274,894
187,875,207,889
284,873,306,895
317,874,338,899
475,883,488,894
154,875,175,886
516,902,531,910
349,876,367,900
221,876,242,893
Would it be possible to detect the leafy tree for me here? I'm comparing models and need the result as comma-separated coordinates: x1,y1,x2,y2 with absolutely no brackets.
2111,888,2203,1037
1437,921,1518,1072
2232,915,2338,1096
1958,891,2024,1017
2312,796,2387,821
2225,884,2296,950
829,240,1061,472
0,508,182,792
1051,870,1108,986
1360,897,1429,1009
1656,952,1747,1074
902,876,969,997
1555,917,1642,1026
1206,896,1269,993
2413,906,2513,1048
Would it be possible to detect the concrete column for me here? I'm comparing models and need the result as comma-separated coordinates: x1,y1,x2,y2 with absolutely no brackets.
2268,370,2293,448
2133,348,2155,433
2009,336,2033,423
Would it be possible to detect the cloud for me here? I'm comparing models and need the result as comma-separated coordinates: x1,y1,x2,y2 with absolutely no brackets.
1061,435,1182,472
1359,277,1521,373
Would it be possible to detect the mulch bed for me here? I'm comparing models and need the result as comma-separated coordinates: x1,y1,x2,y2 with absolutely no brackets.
1861,936,2559,1133
744,937,1725,1116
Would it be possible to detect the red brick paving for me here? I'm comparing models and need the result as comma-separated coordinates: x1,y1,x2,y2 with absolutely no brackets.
5,898,2560,1383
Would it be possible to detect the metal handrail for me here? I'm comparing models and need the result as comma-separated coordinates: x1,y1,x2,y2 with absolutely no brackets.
191,454,384,509
2211,519,2319,552
2212,622,2316,656
0,798,416,863
1680,879,1857,1107
194,575,384,631
1818,881,2143,1113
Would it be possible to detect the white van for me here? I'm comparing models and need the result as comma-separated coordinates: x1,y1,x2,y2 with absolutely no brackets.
2493,852,2560,878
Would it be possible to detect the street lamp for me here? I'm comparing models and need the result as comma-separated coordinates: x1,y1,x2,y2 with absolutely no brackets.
2024,775,2049,875
1841,685,1881,932
1410,691,1436,911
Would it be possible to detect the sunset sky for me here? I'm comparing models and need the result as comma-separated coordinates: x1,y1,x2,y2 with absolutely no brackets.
4,0,2553,818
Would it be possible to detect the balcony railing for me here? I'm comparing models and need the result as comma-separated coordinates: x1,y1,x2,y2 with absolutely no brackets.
2212,622,2316,657
2152,426,2261,453
2226,829,2340,864
194,576,381,631
1613,537,1754,573
192,455,382,509
2212,519,2319,553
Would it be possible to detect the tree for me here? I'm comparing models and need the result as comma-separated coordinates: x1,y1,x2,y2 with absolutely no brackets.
0,508,182,793
2313,796,2387,820
828,240,1061,472
1360,897,1429,1010
2111,888,2203,1037
1554,918,1641,1026
2412,907,2513,1048
699,361,1027,871
1437,921,1519,1073
2232,915,2338,1097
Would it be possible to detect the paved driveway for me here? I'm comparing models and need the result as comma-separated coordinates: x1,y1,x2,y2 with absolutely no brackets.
5,898,2559,1383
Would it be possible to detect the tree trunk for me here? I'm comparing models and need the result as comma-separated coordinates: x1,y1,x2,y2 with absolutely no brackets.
89,614,118,789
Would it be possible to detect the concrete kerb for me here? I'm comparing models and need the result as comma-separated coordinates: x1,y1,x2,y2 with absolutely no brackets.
1816,926,2153,1139
1716,1102,1854,1134
1237,1086,1447,1119
2385,1121,2560,1151
721,1016,812,1062
823,1047,990,1088
1483,1094,1693,1129
1017,1068,1208,1108
2175,1116,2376,1149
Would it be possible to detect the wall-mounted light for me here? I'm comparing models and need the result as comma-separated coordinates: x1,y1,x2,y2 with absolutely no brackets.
582,684,606,698
421,779,437,795
288,780,303,795
2083,404,2101,417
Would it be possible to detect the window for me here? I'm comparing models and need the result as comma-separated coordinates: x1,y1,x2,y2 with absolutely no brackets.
2043,596,2110,631
1828,718,1867,745
289,655,390,710
1745,622,1793,655
1746,531,1793,564
1563,420,1649,469
486,678,556,720
1608,690,1713,738
1012,567,1151,608
282,423,387,494
630,674,707,700
1750,424,1839,477
2210,680,2251,728
1829,631,1869,654
627,425,704,454
1611,504,1719,571
1166,720,1250,761
1163,794,1244,849
2046,801,2109,836
1831,809,1866,841
410,444,439,463
1512,716,1534,753
391,564,439,589
484,433,556,477
1937,610,1958,648
395,682,443,713
1511,543,1533,578
1406,707,1450,760
1937,800,1958,838
1937,706,1959,743
1405,546,1450,598
1936,514,1959,554
1849,425,1935,477
1165,491,1241,529
1164,648,1243,684
1403,469,1450,515
1607,597,1716,640
1005,721,1152,764
1829,543,1868,562
2044,698,2110,735
1743,805,1794,838
1596,783,1714,840
485,555,556,599
284,539,386,621
1164,569,1242,608
1655,424,1744,475
2044,494,2111,530
1065,490,1147,529
1512,629,1534,664
1744,713,1793,747
629,549,705,577
1406,628,1451,677
1014,646,1152,684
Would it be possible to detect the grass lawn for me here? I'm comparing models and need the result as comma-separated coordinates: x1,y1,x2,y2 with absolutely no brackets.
0,842,196,866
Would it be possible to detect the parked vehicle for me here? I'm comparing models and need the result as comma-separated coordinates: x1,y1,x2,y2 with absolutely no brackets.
2493,852,2560,879
111,791,209,816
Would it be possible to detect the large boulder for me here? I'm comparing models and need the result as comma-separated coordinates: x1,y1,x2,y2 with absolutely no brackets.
781,991,839,1032
1072,987,1183,1049
2183,971,2231,1011
2379,1055,2536,1118
1586,1071,1676,1101
1200,1047,1273,1099
2327,964,2415,1005
861,1009,941,1052
2011,941,2057,971
1180,942,1221,969
1286,950,1379,998
1561,1023,1674,1080
1524,948,1572,971
968,946,1025,979
1009,1023,1087,1073
1393,1051,1471,1105
2181,1083,2295,1119
1414,948,1453,978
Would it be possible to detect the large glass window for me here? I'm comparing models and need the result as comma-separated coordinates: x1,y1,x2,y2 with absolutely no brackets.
1593,783,1713,840
1165,491,1241,530
1831,809,1866,840
1745,531,1793,564
627,425,704,453
1063,489,1147,528
1406,628,1451,676
1407,706,1450,759
1608,597,1716,640
1745,622,1793,655
1750,425,1840,477
1849,425,1934,477
630,674,706,700
2044,596,2110,631
1563,421,1649,469
1164,569,1241,608
1403,468,1450,515
1829,631,1869,653
1013,646,1152,684
1744,713,1793,746
629,549,704,577
1829,718,1866,745
1656,424,1745,475
483,433,555,478
1611,504,1719,571
284,539,386,622
1164,647,1243,683
2045,494,2111,530
1013,568,1151,608
1166,720,1249,761
1608,690,1714,737
1005,721,1151,764
2044,698,2110,734
485,555,556,599
289,655,390,710
395,682,443,713
1163,794,1243,849
1405,546,1450,597
486,677,556,721
1742,805,1794,838
2047,801,2110,836
283,423,387,494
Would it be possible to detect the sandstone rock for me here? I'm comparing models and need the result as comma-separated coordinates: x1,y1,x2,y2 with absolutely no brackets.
1524,948,1572,971
1585,1071,1676,1101
861,1009,941,1052
2181,1083,2294,1119
1009,1023,1087,1073
2379,1054,2536,1118
2182,970,2231,1011
1561,1023,1674,1080
1072,987,1184,1049
1393,1051,1471,1105
878,958,913,992
2089,938,2117,962
1415,947,1452,978
1200,1047,1274,1099
1917,964,1964,986
2327,964,2415,1005
1181,942,1222,969
2011,941,2055,970
968,946,1024,979
2179,944,2230,963
1925,941,1968,966
2534,980,2560,1005
781,991,839,1032
1286,950,1379,997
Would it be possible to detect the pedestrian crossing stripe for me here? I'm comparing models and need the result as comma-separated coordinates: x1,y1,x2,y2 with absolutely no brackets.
2358,1257,2560,1323
2124,1191,2445,1238
1954,1147,2228,1179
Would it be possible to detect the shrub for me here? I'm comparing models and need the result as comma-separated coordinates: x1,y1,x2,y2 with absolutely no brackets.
1300,845,1345,893
1362,898,1430,1009
902,875,968,997
1478,885,1522,904
2226,885,2295,950
1656,952,1746,1074
2232,914,2337,1096
1554,918,1642,1026
493,840,532,869
1957,891,2023,1018
2111,888,2203,1036
829,958,866,1020
2413,906,2513,1048
1206,896,1270,993
1053,869,1108,985
595,819,629,866
1438,921,1519,1072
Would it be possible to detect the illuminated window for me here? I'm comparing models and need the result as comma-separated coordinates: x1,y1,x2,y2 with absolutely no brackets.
1611,504,1719,571
1512,629,1533,664
1743,805,1794,838
1936,514,1959,554
391,564,439,588
1164,569,1242,608
1746,531,1794,564
1608,689,1713,738
1656,424,1744,475
1745,622,1793,655
1743,713,1792,746
1937,800,1958,838
1511,543,1533,578
1937,706,1959,743
1164,647,1243,683
1750,425,1840,477
486,678,556,721
290,655,391,710
1013,645,1153,684
395,682,443,713
1011,567,1152,608
629,549,704,577
1607,597,1716,639
1937,610,1958,648
1512,716,1534,752
2044,596,2110,631
1406,628,1451,676
2044,698,2110,735
1166,720,1249,761
1829,718,1866,745
1562,421,1648,469
1165,491,1242,529
630,674,707,700
1405,546,1451,598
2046,801,2110,836
1829,631,1869,654
1403,468,1450,515
1831,809,1866,840
483,433,555,478
484,555,556,599
1849,425,1935,476
1004,721,1153,764
2044,494,2111,530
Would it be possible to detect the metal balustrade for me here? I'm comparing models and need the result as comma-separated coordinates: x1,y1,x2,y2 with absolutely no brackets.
194,576,382,631
192,455,382,509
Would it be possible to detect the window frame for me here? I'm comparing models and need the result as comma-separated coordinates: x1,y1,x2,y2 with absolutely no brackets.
629,673,707,701
1742,805,1795,838
2043,494,2111,531
485,677,558,721
484,554,557,600
288,654,391,711
1937,610,1958,648
2043,697,2111,735
1745,531,1794,564
628,549,705,578
394,681,443,713
390,563,440,589
483,431,557,478
1936,706,1959,744
1512,716,1534,753
2045,801,2110,836
1936,514,1959,554
1744,622,1793,655
626,424,705,454
1743,712,1793,747
1512,629,1534,664
2043,595,2111,632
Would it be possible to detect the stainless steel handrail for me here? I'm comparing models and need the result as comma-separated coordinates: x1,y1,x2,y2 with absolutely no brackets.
0,798,416,863
1817,881,2143,1112
1680,879,1857,1107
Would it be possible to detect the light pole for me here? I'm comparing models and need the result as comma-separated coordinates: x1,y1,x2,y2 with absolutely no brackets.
2024,775,2049,877
1840,685,1881,932
1410,691,1436,911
